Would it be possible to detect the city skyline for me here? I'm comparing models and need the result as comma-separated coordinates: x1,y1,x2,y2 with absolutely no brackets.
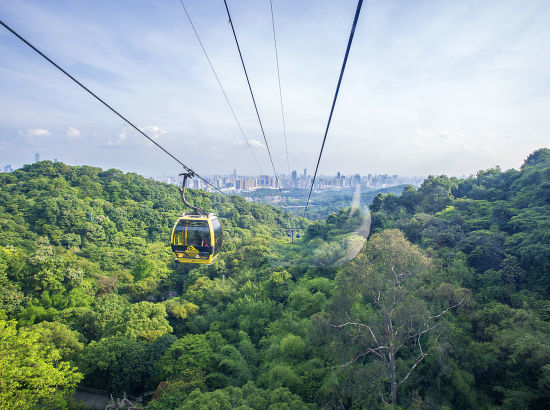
3,152,427,190
147,168,424,193
1,155,424,193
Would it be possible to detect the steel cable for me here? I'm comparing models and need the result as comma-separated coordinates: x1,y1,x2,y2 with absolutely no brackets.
303,0,364,217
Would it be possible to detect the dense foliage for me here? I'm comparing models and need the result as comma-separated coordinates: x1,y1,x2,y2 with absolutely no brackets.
366,148,550,408
1,150,549,408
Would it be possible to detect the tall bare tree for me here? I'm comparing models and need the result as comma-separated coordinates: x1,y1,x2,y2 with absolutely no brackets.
332,229,466,405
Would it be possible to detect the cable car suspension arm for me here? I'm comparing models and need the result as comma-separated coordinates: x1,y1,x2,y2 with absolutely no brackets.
180,172,206,215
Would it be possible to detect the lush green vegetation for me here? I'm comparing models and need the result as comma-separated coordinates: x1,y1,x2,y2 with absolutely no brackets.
1,150,549,408
366,148,550,408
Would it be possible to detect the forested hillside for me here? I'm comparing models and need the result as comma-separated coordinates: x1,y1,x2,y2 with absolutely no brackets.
366,148,550,408
1,151,549,409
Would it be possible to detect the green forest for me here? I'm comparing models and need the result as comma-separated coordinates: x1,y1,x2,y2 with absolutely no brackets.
1,149,549,409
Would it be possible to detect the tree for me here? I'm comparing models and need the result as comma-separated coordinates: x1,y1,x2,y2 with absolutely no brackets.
158,334,214,382
104,301,173,341
0,319,83,408
131,256,155,282
78,337,150,394
149,381,314,410
332,230,465,405
214,344,252,387
0,247,25,315
92,293,130,338
520,148,550,169
32,321,85,361
164,297,199,320
416,175,457,213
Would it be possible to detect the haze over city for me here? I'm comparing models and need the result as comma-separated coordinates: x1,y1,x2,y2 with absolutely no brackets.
1,0,549,178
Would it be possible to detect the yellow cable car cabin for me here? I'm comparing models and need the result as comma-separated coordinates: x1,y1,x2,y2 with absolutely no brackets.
171,213,223,264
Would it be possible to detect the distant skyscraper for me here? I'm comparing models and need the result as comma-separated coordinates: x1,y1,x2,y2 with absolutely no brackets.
337,171,341,179
35,153,40,163
233,169,237,179
3,165,13,173
291,170,297,182
303,168,307,178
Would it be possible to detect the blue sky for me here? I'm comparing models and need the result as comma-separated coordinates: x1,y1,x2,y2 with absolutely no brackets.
1,0,549,177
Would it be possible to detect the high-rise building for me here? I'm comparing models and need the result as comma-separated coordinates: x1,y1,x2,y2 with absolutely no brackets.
303,168,307,178
291,170,297,182
258,175,269,186
3,165,13,173
233,169,237,179
35,153,40,163
337,171,341,179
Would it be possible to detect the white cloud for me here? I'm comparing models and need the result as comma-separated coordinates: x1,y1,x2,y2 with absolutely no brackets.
106,129,130,147
20,128,51,137
66,126,81,138
249,139,266,149
234,139,266,149
102,126,169,150
139,125,167,140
